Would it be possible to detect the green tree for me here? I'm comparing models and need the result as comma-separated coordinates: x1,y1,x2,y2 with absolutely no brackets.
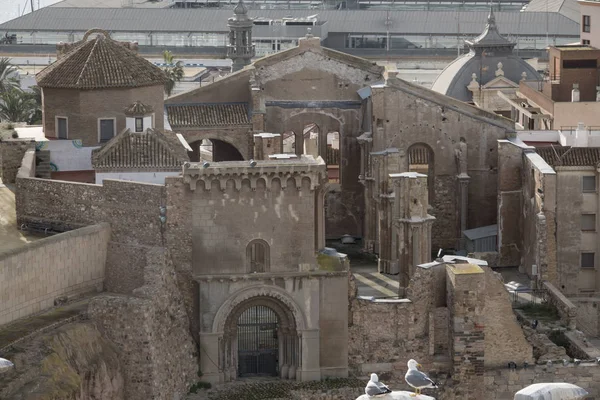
0,88,36,123
26,85,42,124
0,58,20,94
162,50,184,97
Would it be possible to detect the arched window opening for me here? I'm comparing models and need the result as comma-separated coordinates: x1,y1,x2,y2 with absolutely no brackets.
326,131,340,183
247,239,270,273
302,123,320,158
408,143,435,203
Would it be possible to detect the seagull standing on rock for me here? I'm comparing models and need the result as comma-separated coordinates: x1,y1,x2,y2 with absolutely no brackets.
405,359,438,397
365,373,393,397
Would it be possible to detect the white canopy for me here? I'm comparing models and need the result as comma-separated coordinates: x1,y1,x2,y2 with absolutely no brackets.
514,383,588,400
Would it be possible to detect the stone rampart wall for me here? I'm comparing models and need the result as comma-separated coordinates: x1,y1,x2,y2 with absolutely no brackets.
484,363,600,399
16,177,165,293
0,223,110,326
544,281,577,329
0,140,35,184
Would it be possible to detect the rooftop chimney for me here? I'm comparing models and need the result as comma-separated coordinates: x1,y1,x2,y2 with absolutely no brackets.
575,122,588,147
572,83,580,102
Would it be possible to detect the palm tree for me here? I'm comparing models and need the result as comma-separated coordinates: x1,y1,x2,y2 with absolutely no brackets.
0,58,20,94
0,89,36,123
27,85,42,124
162,50,184,97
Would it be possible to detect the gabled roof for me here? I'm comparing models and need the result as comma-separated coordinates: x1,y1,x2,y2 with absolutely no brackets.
36,31,166,89
482,75,520,89
166,103,250,128
92,128,189,171
535,146,600,167
124,101,154,116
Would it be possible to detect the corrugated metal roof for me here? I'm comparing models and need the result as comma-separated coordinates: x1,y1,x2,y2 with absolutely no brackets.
463,224,498,240
0,8,580,36
524,0,580,22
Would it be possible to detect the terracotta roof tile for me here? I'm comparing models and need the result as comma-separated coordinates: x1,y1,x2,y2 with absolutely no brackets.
37,34,166,89
92,128,189,170
124,101,154,116
166,103,250,128
536,146,600,167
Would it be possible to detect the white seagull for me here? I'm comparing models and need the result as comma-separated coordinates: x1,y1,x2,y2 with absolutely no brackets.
0,357,15,373
405,359,438,397
365,373,392,397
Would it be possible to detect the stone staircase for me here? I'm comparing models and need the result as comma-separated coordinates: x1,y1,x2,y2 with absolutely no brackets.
35,149,51,179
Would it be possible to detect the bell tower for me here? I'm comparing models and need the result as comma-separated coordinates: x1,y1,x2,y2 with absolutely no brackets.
227,0,255,73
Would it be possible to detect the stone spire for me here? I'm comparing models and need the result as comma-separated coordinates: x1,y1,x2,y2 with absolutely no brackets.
227,0,255,73
465,6,515,55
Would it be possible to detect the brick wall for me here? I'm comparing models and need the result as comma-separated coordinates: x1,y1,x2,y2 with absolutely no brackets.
42,85,164,147
485,363,600,399
0,223,110,326
0,140,35,184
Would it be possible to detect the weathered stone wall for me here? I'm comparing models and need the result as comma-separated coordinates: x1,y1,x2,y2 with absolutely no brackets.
370,77,512,250
483,268,534,368
0,223,110,326
0,322,125,400
497,140,524,267
572,297,600,336
544,281,577,329
89,247,198,400
16,178,165,293
484,363,600,399
0,140,35,184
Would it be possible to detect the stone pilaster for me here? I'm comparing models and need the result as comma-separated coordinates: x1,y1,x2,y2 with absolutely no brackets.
457,174,470,250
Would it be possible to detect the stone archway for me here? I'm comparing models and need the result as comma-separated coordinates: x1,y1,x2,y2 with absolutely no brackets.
188,138,245,162
221,295,300,381
181,130,251,161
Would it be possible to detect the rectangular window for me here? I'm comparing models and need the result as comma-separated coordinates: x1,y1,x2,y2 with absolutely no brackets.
135,117,143,132
583,39,591,45
583,15,591,33
562,59,597,69
56,117,67,139
581,252,595,268
582,214,596,231
99,119,115,143
583,176,597,192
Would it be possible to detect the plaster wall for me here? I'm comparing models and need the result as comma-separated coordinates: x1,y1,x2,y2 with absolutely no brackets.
0,223,110,326
555,169,599,294
96,171,179,185
37,139,99,172
553,101,600,127
580,1,600,48
125,115,153,132
42,85,164,146
573,297,600,336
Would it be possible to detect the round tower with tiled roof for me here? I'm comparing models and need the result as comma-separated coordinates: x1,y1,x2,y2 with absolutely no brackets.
36,29,166,146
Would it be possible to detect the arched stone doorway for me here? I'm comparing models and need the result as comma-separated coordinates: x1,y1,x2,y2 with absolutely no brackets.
222,295,300,381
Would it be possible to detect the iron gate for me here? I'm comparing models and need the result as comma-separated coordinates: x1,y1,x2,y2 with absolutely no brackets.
237,305,279,377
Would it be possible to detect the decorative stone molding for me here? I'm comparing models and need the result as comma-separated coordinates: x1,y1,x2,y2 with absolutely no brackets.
212,284,308,333
182,156,327,192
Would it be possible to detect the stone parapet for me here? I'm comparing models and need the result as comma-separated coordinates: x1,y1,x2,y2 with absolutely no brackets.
182,155,327,191
544,281,577,329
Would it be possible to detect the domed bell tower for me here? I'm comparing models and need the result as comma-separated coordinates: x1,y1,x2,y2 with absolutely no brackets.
227,0,255,73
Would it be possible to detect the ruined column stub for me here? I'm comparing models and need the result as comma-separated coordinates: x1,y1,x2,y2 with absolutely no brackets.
447,262,485,399
253,133,282,160
182,155,326,192
298,35,321,49
389,172,435,286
